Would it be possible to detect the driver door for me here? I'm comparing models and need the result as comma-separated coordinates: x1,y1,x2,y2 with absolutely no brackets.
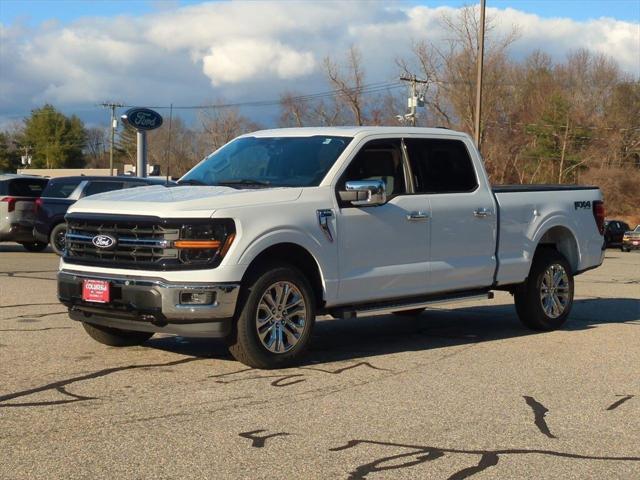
336,138,431,305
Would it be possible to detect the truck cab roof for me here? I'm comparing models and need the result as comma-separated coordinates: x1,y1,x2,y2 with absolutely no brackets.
243,126,465,138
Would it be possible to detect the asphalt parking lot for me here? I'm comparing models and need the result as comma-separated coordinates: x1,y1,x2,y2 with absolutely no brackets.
1,244,639,479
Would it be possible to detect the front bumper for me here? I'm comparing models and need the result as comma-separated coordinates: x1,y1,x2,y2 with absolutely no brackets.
58,270,240,337
622,239,640,250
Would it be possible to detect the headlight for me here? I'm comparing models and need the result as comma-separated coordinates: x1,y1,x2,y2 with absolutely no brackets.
175,220,235,267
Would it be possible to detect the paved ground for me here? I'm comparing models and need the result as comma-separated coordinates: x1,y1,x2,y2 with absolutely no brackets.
1,243,639,479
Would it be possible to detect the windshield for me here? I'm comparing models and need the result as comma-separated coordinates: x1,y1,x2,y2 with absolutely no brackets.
180,135,352,188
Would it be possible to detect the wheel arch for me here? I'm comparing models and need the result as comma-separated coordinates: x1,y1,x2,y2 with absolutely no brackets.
535,225,580,273
240,242,326,308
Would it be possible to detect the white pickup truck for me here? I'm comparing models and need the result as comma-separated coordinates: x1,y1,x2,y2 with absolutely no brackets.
57,127,606,368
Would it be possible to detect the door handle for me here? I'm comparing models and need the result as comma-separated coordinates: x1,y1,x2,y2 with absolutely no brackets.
474,208,493,218
407,211,429,221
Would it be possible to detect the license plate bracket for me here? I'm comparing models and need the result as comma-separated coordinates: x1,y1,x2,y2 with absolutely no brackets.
82,279,110,303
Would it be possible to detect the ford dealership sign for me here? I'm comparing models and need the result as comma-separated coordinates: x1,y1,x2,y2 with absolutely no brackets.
122,108,163,131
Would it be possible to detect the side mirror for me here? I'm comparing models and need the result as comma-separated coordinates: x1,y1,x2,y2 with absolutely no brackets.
339,179,386,207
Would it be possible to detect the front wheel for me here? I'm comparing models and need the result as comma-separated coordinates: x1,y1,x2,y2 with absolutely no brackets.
514,248,574,331
20,241,48,252
227,264,316,369
49,223,67,256
82,322,153,347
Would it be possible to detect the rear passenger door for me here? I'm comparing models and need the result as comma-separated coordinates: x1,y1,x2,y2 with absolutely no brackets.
405,137,496,293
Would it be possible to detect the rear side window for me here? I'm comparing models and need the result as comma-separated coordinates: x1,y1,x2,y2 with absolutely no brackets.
43,179,82,198
405,139,478,193
7,178,48,197
83,181,124,197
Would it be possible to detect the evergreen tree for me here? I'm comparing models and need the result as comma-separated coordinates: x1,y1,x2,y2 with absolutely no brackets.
22,104,87,168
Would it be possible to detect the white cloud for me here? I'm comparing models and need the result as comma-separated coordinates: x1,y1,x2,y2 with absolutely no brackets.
201,39,315,85
0,1,638,120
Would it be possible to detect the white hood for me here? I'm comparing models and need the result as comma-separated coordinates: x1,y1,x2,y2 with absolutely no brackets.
67,185,303,218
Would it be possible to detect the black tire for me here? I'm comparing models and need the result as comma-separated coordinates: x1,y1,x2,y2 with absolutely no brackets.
20,241,48,252
393,308,425,317
227,264,316,369
514,248,574,331
82,322,153,347
49,223,67,256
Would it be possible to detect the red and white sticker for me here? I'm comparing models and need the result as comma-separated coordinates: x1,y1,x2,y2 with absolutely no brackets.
82,279,110,303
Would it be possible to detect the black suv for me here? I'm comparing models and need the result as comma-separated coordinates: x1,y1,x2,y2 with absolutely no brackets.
604,219,631,248
34,176,172,255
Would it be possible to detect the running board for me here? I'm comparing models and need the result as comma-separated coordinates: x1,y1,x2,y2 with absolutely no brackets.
330,290,494,320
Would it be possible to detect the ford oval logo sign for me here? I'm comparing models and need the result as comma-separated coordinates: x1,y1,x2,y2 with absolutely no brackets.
121,107,163,131
92,234,116,249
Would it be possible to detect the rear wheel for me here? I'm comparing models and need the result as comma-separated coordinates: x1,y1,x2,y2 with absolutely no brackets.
514,248,574,331
227,264,315,369
82,322,153,347
49,223,67,256
20,241,48,252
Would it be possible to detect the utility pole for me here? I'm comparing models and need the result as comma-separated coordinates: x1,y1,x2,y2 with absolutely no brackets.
399,75,429,126
474,0,487,150
100,102,125,175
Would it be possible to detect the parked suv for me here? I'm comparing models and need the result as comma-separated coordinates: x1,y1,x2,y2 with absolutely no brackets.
604,219,630,247
34,176,173,255
1,174,49,251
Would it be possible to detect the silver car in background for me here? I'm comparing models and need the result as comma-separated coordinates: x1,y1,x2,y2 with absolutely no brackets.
0,174,49,251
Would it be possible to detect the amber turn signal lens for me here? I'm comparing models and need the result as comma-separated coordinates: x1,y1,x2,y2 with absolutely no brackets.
174,240,221,249
219,233,236,257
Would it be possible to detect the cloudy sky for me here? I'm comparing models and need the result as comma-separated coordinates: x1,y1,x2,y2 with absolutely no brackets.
1,0,639,127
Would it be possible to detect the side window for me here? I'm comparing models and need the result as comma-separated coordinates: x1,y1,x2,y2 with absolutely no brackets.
43,180,81,198
405,138,478,194
341,139,406,196
83,181,124,197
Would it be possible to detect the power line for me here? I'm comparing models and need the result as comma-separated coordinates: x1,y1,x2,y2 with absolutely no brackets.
119,81,405,110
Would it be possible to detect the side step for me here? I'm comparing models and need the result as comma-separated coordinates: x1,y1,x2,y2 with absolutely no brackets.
331,289,494,320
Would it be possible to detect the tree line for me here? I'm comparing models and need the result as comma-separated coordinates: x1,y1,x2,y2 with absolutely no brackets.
1,6,637,222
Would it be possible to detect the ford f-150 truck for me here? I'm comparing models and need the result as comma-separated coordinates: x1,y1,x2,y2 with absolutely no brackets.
57,127,606,368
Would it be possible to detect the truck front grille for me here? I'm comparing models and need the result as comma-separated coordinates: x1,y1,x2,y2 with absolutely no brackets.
65,215,182,270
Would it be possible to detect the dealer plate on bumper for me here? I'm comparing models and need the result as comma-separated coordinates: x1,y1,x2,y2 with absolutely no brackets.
82,279,110,303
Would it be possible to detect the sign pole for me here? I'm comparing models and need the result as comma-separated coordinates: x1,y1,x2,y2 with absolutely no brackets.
136,130,147,178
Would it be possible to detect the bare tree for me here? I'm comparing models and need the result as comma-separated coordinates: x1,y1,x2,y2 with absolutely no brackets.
85,127,107,167
199,104,261,152
324,46,367,126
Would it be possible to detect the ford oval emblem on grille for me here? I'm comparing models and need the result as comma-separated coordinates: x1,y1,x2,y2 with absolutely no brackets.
92,234,116,249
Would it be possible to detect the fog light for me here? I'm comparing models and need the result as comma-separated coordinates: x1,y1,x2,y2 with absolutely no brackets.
180,291,215,305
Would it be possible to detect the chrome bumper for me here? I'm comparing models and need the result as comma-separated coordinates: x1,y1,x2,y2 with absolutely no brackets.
58,270,240,337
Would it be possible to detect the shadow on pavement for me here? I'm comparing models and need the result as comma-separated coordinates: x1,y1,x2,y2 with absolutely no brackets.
146,297,640,364
0,243,53,253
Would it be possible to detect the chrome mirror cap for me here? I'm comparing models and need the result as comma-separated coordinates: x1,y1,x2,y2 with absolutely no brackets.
340,179,387,207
